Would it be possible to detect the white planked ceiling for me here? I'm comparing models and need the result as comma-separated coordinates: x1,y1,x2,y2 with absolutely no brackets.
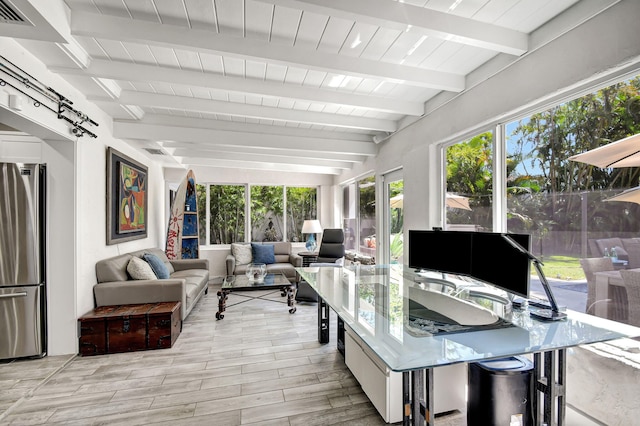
0,0,597,175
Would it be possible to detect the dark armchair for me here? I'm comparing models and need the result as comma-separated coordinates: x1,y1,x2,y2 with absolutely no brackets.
296,229,346,302
314,229,346,264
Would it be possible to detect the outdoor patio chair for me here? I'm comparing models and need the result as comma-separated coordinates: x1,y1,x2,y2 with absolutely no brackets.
580,257,615,314
618,270,640,327
622,240,640,269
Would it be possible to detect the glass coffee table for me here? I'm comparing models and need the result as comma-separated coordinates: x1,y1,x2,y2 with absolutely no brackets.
216,273,296,320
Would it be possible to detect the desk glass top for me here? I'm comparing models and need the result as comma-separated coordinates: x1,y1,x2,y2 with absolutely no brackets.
297,264,640,372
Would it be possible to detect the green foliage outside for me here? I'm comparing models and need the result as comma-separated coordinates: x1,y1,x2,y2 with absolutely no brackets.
196,184,318,243
505,77,640,253
389,180,404,262
446,132,493,229
251,185,284,241
359,175,376,219
196,184,246,244
286,187,317,242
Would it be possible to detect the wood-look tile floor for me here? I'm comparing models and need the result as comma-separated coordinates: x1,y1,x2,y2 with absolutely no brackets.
0,284,459,425
0,283,594,425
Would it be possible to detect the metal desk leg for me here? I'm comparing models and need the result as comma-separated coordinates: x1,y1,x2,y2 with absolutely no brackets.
534,349,566,426
318,296,330,343
403,372,411,426
401,369,434,426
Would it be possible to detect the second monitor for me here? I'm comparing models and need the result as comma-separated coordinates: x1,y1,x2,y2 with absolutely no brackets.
408,230,531,299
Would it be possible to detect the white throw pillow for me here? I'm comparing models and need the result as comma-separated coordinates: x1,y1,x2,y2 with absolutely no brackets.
127,256,157,280
231,243,252,265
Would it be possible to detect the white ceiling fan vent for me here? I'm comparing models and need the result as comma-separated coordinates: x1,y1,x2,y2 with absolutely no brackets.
144,148,167,156
0,0,27,24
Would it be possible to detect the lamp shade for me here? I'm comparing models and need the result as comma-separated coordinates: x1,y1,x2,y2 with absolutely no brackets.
302,220,323,234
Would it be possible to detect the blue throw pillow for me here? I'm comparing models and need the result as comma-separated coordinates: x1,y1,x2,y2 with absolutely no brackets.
251,243,275,264
143,252,170,279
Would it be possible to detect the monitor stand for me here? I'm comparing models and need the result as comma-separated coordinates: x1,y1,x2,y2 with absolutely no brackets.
502,234,566,321
529,259,567,321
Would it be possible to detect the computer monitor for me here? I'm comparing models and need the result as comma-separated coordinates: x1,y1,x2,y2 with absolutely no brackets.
408,229,531,299
408,230,473,276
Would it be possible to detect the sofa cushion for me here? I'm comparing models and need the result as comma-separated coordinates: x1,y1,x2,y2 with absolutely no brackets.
127,257,157,280
252,243,275,264
270,241,291,255
231,243,252,265
96,254,132,283
170,269,209,281
133,248,174,274
269,242,291,263
143,252,170,279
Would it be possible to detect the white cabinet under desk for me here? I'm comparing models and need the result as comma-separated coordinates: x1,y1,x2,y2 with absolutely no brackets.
344,324,466,424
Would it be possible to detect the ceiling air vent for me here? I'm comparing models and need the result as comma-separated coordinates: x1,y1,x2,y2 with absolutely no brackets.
0,0,27,24
144,148,167,156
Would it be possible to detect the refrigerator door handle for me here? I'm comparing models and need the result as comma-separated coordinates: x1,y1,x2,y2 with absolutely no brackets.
0,292,28,299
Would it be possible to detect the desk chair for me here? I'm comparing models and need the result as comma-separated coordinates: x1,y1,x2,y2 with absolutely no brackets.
296,229,345,302
314,229,346,264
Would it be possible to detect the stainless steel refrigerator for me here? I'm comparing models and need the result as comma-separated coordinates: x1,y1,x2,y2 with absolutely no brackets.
0,162,46,360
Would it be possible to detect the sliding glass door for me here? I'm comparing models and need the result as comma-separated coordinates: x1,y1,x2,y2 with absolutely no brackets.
383,170,403,264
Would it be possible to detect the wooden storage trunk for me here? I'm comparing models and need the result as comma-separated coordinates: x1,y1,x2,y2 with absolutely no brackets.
78,301,181,356
147,302,181,349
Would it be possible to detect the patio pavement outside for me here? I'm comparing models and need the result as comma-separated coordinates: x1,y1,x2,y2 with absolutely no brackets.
529,275,588,312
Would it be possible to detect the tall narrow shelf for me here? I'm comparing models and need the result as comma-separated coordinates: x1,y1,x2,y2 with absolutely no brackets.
166,170,199,260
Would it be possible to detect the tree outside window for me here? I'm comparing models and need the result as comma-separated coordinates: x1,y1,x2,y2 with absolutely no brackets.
445,132,493,231
506,76,640,265
251,185,284,242
197,184,245,245
286,187,317,242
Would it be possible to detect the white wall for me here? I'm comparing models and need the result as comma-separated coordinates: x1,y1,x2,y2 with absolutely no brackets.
1,39,166,355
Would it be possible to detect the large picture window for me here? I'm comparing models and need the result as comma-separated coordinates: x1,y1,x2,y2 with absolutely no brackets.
505,76,640,315
197,184,317,244
441,75,640,324
440,75,640,323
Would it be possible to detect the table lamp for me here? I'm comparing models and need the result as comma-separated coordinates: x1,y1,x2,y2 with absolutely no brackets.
301,220,322,252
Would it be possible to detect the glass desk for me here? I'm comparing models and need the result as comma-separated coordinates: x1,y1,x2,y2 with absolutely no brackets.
297,264,640,426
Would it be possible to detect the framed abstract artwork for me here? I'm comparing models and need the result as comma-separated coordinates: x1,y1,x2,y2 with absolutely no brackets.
106,147,148,245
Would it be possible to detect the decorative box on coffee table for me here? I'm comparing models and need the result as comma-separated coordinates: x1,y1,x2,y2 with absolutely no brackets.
78,301,181,356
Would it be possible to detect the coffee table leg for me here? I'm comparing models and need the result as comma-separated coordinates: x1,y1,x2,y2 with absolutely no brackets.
287,284,296,314
216,289,228,320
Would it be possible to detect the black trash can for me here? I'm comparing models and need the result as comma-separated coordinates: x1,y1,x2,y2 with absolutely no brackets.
467,356,534,426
